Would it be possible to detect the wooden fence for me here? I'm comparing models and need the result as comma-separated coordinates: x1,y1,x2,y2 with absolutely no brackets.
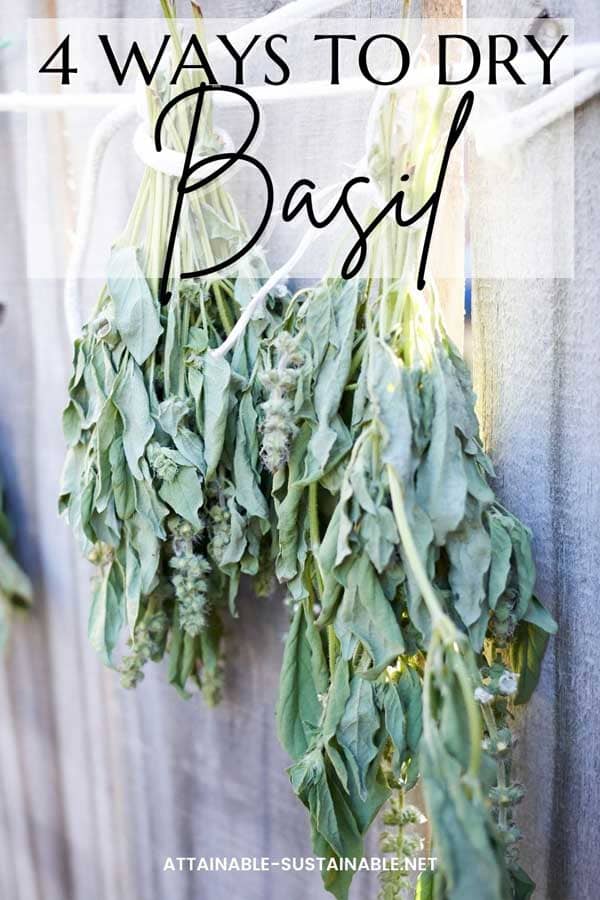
0,2,597,899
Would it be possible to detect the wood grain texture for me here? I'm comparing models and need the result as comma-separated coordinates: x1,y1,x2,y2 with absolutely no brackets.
1,3,425,900
422,0,461,16
468,1,600,898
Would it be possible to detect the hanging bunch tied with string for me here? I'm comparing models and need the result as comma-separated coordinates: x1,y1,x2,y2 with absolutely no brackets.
58,0,556,894
0,476,32,650
60,3,287,704
270,82,556,900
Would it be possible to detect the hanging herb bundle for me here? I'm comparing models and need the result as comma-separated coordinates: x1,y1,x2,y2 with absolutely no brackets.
0,475,32,650
60,4,287,703
270,83,556,900
57,2,555,895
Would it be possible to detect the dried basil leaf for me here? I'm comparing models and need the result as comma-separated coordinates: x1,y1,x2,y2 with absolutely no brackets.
107,246,162,365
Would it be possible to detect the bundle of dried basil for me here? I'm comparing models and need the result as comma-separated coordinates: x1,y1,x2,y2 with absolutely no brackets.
61,9,287,703
0,476,32,650
269,85,556,900
59,8,555,899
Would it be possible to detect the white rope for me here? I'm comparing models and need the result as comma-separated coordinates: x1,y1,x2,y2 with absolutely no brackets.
0,91,130,111
215,62,600,359
57,0,349,341
9,21,596,343
132,123,235,177
475,68,600,158
212,182,345,359
213,231,318,359
207,0,349,61
0,73,422,115
0,0,348,115
59,54,600,344
5,40,600,113
4,42,600,116
63,100,138,343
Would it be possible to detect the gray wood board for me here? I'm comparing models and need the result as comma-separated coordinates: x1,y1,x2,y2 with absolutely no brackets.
468,1,600,899
0,2,405,899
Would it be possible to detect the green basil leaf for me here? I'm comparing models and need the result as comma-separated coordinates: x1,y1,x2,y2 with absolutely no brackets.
360,505,398,574
107,246,162,365
112,358,154,480
298,280,333,370
290,749,362,862
137,531,159,606
381,681,407,775
325,742,349,792
420,733,505,900
343,756,389,835
123,535,142,635
335,556,405,674
0,542,32,605
158,467,203,529
306,280,359,474
396,666,423,755
446,511,491,628
216,500,247,569
415,870,436,900
109,437,137,520
199,612,223,707
336,676,380,800
95,400,119,514
522,595,557,635
509,863,536,899
276,603,323,760
310,824,356,900
487,513,513,610
322,658,351,741
173,427,205,471
510,619,550,705
164,297,183,398
168,616,197,699
233,391,268,519
202,353,231,482
157,397,190,438
275,423,311,582
511,519,536,615
59,445,86,518
416,358,468,544
368,337,414,482
88,560,124,666
63,400,83,446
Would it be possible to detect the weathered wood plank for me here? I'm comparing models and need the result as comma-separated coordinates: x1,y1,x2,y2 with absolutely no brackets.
468,1,600,898
1,3,417,899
